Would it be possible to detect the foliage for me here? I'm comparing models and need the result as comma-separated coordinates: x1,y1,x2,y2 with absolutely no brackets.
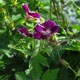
0,0,80,80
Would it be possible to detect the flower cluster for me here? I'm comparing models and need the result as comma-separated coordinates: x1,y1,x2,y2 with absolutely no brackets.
17,3,59,40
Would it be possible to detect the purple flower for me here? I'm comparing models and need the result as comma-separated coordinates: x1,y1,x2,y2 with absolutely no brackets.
22,3,40,18
17,20,59,40
33,20,59,39
17,27,33,38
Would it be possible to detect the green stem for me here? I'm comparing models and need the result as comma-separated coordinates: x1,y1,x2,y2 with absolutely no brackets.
32,39,34,51
61,3,64,23
38,39,42,54
68,66,77,75
52,1,59,20
65,0,80,9
56,2,60,20
55,41,77,76
50,0,52,20
53,1,56,12
57,48,61,61
55,43,61,61
71,0,80,9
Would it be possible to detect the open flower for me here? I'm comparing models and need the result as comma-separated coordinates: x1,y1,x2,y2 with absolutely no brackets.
17,27,33,38
33,20,59,39
22,3,40,18
17,20,59,39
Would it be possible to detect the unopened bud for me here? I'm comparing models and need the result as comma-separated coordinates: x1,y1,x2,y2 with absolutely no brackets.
8,21,14,30
56,41,60,49
60,59,70,68
73,34,76,37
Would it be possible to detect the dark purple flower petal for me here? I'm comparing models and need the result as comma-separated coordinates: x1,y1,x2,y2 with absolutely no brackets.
17,27,33,38
50,25,59,35
22,3,29,14
34,24,44,33
41,34,50,39
33,32,41,39
17,27,29,36
22,3,40,19
33,20,59,40
28,11,40,18
27,34,33,38
42,20,56,30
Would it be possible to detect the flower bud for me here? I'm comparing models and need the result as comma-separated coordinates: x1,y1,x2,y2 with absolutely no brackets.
60,59,70,68
73,34,76,37
8,21,14,30
56,41,61,49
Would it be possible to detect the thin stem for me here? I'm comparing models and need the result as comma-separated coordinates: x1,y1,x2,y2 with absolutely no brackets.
56,2,60,20
55,40,77,76
38,39,42,54
50,0,52,20
71,0,80,9
52,1,59,20
55,43,61,61
61,3,64,23
68,66,77,75
56,47,61,61
53,1,56,12
32,39,34,51
65,0,80,9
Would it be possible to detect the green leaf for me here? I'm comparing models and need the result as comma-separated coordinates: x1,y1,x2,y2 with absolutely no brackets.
15,72,29,80
71,25,80,31
58,66,69,80
12,14,21,21
59,27,67,36
1,49,12,58
8,44,32,55
39,0,49,6
35,54,49,67
0,74,10,80
76,69,80,77
25,59,42,80
42,69,59,80
78,78,80,80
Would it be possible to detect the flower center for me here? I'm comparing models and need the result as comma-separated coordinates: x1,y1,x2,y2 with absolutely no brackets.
42,30,51,35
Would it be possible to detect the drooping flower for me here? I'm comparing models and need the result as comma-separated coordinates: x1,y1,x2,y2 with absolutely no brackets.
22,3,40,18
17,27,33,38
33,20,59,39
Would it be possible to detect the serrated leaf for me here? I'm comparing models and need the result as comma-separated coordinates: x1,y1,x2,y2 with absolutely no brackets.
26,59,42,80
8,44,32,55
42,69,59,80
35,54,49,67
